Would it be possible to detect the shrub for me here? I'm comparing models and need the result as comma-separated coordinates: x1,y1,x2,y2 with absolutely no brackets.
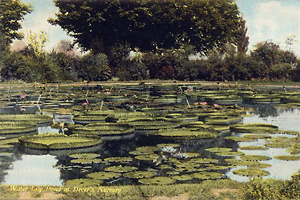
78,53,111,81
269,63,293,80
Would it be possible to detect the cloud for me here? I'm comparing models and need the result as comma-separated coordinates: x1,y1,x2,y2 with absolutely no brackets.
18,0,73,51
248,1,300,55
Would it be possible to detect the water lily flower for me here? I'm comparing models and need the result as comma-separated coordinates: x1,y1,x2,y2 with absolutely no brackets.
20,106,26,111
200,101,207,105
20,94,26,99
214,103,220,108
82,102,89,106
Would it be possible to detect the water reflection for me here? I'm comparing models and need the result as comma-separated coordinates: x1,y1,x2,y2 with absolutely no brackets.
4,155,62,186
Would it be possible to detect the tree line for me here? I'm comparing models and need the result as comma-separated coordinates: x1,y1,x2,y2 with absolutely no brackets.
0,0,299,83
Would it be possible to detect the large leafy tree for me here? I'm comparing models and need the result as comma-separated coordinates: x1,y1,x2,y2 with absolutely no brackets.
49,0,240,55
0,0,33,48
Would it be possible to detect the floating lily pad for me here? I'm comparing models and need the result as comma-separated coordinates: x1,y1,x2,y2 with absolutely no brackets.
205,147,232,153
172,174,194,181
135,154,159,161
19,133,102,150
192,171,224,180
150,129,217,139
232,168,270,177
186,152,200,158
215,151,245,157
129,150,154,155
274,155,300,161
240,155,272,161
230,123,278,133
188,158,218,164
225,159,271,168
167,171,180,175
70,158,102,164
105,165,137,173
0,152,13,157
136,146,160,152
123,171,156,179
205,164,231,170
240,146,269,150
243,134,271,139
104,157,133,163
138,176,175,185
69,153,100,159
86,172,121,180
64,178,102,187
265,142,290,148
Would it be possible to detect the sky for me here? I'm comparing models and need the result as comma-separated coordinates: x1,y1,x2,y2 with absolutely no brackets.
17,0,300,56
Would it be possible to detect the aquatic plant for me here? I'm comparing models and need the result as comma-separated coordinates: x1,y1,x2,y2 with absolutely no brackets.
232,168,270,177
240,146,269,150
105,165,138,173
123,171,156,179
273,155,300,161
161,146,177,154
69,153,100,159
73,123,135,136
225,159,272,168
19,133,102,150
230,123,278,133
136,146,160,152
172,174,194,181
150,129,218,139
104,157,133,163
138,176,175,185
240,155,272,161
243,134,271,139
86,172,121,180
70,158,102,164
215,151,245,157
205,147,232,153
192,171,224,180
135,154,159,161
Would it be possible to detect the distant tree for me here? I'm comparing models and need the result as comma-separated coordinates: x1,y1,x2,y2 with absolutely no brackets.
25,31,48,59
234,16,249,55
251,41,297,79
0,0,33,47
54,40,79,57
49,0,241,55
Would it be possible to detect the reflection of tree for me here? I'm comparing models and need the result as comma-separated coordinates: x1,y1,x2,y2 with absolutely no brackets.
251,104,279,118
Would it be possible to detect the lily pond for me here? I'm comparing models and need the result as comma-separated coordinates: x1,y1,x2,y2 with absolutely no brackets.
0,83,300,187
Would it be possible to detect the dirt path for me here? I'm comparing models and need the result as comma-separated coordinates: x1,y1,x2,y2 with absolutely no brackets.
18,192,64,200
151,193,189,200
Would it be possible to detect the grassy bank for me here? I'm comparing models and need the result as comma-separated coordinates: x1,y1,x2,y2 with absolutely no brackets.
1,175,300,200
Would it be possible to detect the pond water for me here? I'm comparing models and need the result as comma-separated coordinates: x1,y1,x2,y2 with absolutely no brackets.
1,106,299,186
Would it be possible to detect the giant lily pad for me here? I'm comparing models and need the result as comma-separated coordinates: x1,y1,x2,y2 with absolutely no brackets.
105,165,137,173
86,172,121,180
230,123,278,133
192,171,224,180
123,171,156,179
138,176,175,185
19,133,102,150
104,157,133,163
232,168,270,177
150,129,218,139
274,155,300,161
